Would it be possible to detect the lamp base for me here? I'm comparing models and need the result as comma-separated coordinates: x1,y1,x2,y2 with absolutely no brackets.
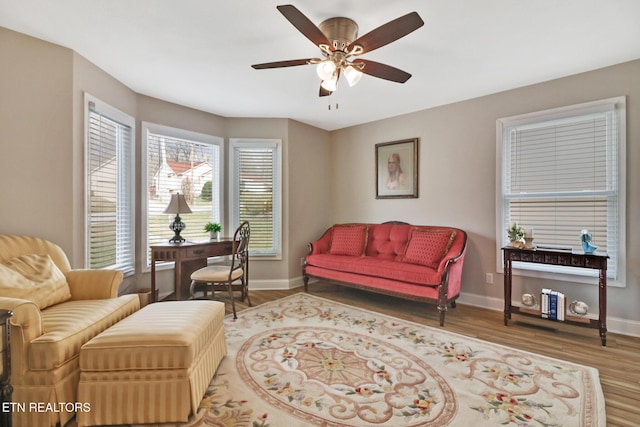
169,214,186,244
169,234,185,244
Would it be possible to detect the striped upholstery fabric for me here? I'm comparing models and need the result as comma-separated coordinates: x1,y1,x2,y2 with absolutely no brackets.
77,300,227,426
0,253,72,309
9,295,139,427
0,234,138,427
0,234,71,272
31,297,142,371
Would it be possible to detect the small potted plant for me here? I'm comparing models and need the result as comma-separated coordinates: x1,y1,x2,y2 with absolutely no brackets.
204,222,222,240
507,222,525,248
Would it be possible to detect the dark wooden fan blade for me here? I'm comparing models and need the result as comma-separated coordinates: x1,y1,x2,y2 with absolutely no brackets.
319,85,332,97
357,59,412,83
277,4,331,48
252,58,316,69
349,12,424,54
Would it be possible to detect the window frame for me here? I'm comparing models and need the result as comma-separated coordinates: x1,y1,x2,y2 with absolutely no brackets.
141,122,224,269
84,93,135,275
496,96,626,286
229,138,283,259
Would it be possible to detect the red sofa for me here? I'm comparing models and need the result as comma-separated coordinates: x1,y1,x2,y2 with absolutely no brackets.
303,222,467,326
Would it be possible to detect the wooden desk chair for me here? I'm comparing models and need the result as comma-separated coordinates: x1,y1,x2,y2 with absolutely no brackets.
189,221,251,318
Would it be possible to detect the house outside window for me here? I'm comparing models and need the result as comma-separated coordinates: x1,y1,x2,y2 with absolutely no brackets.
143,122,223,265
85,94,135,275
496,96,626,285
229,138,282,258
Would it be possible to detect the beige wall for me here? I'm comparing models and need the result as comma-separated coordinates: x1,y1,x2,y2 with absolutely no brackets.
331,60,640,329
287,120,333,280
2,26,638,332
0,27,74,251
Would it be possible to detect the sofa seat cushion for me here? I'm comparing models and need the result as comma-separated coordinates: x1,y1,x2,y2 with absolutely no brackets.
80,300,225,371
306,254,442,286
30,294,139,371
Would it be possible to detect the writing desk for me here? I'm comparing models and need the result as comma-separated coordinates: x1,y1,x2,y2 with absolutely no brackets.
502,246,609,346
150,239,235,302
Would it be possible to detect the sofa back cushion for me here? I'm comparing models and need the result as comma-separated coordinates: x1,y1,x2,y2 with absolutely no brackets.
365,223,411,260
402,228,457,269
0,253,72,309
330,224,368,256
0,235,72,273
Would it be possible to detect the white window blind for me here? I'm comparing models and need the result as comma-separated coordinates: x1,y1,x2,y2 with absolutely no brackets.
85,96,134,275
230,139,282,257
498,97,625,281
143,123,222,265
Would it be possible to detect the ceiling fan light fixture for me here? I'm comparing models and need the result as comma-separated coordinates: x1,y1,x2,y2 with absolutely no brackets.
320,75,338,92
316,60,337,80
344,65,363,87
252,6,424,98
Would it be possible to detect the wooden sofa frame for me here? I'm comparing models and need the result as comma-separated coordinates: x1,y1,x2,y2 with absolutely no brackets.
302,221,468,326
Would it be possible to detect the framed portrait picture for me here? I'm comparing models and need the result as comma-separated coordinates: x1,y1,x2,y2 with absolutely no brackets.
375,138,419,199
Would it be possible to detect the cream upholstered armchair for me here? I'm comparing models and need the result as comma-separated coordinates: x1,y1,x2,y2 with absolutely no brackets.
0,235,140,427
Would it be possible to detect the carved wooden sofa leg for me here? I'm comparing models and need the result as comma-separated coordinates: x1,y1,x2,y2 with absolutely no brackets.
437,305,447,327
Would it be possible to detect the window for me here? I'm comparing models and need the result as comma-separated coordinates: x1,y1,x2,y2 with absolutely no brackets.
229,138,282,257
85,94,135,275
497,97,626,283
143,123,223,265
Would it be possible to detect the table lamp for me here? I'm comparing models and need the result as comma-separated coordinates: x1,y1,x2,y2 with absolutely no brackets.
164,193,192,243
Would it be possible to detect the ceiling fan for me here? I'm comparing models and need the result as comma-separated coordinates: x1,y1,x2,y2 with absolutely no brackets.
251,4,424,96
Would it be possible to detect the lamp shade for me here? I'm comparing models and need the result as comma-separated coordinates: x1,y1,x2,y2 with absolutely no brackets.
316,60,337,80
344,65,363,87
320,76,338,92
164,193,192,214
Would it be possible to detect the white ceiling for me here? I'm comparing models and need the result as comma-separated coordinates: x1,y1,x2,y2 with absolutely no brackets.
1,0,640,131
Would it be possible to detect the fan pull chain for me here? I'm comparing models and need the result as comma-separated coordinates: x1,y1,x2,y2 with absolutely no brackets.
327,93,339,110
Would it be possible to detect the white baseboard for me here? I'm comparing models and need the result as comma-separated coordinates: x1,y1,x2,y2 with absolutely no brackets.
458,291,640,338
248,276,305,291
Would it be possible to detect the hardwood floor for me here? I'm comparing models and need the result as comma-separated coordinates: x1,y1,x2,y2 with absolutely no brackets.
230,284,640,427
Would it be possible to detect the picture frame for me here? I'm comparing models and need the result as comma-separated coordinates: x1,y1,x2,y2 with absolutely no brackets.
375,138,419,199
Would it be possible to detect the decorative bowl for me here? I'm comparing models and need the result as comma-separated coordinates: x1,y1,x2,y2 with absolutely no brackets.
569,300,589,316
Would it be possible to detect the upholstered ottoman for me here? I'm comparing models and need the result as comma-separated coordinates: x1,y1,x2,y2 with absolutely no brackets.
76,300,227,426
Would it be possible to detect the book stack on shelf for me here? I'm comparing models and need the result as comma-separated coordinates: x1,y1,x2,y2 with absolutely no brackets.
520,289,592,324
541,288,566,321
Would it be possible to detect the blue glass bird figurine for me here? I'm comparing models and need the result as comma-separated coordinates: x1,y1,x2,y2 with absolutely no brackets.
580,229,598,253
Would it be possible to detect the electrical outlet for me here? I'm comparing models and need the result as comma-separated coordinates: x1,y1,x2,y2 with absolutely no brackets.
485,273,494,284
300,257,305,266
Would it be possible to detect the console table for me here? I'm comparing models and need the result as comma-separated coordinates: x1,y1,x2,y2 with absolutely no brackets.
150,239,235,302
502,246,609,346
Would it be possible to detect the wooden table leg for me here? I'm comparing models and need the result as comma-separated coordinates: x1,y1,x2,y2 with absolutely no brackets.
599,267,607,346
504,252,512,326
151,259,157,303
175,259,183,301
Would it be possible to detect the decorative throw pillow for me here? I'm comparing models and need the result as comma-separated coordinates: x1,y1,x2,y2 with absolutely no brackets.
0,254,71,309
402,228,457,269
329,225,368,256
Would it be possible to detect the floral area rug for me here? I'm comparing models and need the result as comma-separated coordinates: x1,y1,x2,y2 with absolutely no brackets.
168,293,604,426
